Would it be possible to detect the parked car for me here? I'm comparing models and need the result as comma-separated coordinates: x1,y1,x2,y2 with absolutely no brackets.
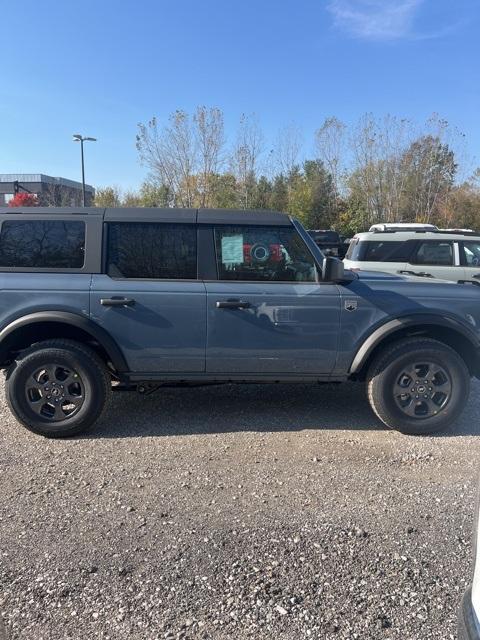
459,483,480,639
344,226,480,283
307,229,348,258
0,206,479,438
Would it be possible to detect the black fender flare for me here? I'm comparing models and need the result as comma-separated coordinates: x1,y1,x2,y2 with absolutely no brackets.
349,313,480,374
0,311,128,373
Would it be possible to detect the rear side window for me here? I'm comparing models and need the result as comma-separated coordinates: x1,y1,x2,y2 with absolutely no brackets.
346,240,412,262
411,241,453,266
107,222,197,279
0,220,85,268
214,225,317,282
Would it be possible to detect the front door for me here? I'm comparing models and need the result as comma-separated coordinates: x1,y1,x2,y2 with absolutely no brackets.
461,240,480,284
206,224,341,375
90,221,206,373
404,239,456,280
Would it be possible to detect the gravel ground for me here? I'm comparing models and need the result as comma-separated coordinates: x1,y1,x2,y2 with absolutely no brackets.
0,377,478,640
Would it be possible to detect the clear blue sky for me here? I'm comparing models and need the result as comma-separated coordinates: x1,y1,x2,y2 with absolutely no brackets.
1,0,479,190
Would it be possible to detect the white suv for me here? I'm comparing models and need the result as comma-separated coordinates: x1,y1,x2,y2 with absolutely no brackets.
344,225,480,283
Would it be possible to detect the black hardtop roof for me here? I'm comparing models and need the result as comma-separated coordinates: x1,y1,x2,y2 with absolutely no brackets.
0,207,101,216
0,207,292,226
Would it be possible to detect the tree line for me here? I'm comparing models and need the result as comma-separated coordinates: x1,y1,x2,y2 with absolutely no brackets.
94,107,480,235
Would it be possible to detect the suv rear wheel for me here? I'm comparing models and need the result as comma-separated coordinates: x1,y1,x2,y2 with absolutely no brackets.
6,339,111,438
367,337,470,435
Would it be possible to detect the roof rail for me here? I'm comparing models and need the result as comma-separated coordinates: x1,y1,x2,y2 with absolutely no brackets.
365,228,480,236
369,223,438,232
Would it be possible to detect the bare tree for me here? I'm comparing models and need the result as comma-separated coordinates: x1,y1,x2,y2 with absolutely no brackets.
41,183,83,207
136,107,226,208
230,114,264,208
273,123,303,176
348,113,414,224
136,111,196,207
194,106,226,207
315,116,346,202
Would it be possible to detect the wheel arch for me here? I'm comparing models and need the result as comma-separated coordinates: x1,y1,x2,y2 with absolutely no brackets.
350,314,480,379
0,312,128,374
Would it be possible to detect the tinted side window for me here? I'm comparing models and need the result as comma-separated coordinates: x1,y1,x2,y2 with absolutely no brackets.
214,226,317,282
346,240,412,262
411,241,453,266
0,220,85,268
107,222,197,279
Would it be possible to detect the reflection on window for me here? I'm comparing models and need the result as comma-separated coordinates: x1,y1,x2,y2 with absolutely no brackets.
0,220,85,268
463,242,480,267
346,240,412,262
107,222,197,279
412,242,453,266
214,226,317,282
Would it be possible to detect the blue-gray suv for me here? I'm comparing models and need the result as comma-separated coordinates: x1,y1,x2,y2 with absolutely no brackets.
0,206,479,438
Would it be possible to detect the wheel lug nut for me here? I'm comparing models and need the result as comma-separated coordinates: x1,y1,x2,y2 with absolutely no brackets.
424,395,428,399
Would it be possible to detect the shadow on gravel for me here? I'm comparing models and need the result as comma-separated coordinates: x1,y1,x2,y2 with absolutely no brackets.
85,381,480,439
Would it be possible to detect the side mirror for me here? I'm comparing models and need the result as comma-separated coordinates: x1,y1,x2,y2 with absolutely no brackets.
322,256,345,282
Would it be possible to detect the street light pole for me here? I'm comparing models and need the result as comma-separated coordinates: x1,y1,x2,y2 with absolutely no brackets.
73,134,97,207
79,138,86,207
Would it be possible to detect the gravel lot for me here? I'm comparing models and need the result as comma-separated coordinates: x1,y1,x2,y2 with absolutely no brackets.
0,377,478,640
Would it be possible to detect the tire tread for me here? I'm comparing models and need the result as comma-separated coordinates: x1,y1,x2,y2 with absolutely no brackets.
6,339,111,438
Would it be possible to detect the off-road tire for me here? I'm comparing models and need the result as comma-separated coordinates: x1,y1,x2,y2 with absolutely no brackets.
6,339,111,438
367,337,470,435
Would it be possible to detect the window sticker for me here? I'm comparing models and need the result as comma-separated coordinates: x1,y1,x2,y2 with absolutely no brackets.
221,235,244,265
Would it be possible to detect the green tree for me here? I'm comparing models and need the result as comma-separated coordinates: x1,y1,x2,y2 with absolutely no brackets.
94,186,122,207
139,182,172,207
303,160,336,228
251,176,272,209
209,173,238,208
270,175,289,212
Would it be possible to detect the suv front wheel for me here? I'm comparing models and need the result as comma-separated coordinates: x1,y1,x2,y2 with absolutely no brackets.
367,337,470,435
6,339,111,438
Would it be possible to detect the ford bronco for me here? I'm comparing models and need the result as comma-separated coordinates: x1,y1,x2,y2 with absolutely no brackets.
0,206,479,438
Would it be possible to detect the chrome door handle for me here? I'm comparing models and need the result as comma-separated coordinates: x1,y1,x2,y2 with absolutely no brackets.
100,297,135,307
216,300,251,309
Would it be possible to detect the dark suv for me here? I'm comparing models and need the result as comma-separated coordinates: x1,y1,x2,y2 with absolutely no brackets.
307,229,347,258
0,206,479,438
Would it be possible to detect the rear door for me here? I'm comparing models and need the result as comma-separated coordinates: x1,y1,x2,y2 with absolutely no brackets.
204,223,341,375
90,215,206,373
